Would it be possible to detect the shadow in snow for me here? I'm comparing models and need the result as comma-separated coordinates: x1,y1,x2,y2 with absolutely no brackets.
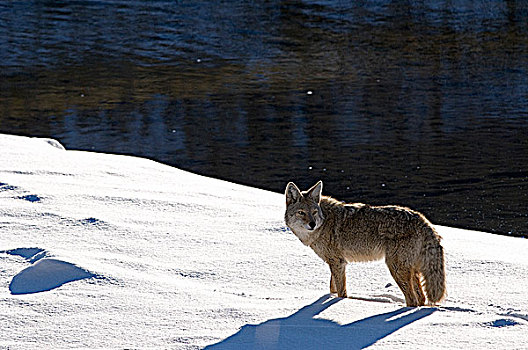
205,295,436,350
19,194,41,202
348,294,405,304
3,247,47,263
9,259,95,295
3,248,95,295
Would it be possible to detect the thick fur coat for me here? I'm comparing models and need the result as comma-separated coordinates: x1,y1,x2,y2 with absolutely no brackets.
284,181,446,307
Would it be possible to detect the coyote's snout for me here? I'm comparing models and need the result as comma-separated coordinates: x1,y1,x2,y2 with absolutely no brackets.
284,181,446,307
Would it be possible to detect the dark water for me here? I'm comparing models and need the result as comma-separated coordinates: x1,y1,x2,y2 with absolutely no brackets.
1,1,527,237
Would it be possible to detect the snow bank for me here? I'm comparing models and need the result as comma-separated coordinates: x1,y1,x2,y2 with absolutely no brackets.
2,247,95,296
1,134,527,349
9,257,95,295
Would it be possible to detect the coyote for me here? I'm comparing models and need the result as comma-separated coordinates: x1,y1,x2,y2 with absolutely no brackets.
284,181,446,307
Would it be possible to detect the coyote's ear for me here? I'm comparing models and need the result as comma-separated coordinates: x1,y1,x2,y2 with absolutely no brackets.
306,180,323,203
286,182,302,206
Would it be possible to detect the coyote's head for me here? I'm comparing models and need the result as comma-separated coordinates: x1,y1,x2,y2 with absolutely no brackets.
284,181,325,245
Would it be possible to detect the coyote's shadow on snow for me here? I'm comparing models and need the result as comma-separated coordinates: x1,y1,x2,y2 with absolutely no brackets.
205,294,435,350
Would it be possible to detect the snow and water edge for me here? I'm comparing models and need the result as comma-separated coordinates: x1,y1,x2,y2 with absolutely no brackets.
1,134,527,349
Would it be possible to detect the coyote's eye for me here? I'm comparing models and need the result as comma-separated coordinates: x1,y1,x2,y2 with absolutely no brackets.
312,210,318,216
297,210,306,216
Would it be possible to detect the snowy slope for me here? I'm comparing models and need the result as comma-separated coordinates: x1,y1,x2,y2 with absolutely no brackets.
1,133,527,349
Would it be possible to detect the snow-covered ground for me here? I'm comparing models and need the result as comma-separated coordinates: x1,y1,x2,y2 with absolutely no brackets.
1,133,527,349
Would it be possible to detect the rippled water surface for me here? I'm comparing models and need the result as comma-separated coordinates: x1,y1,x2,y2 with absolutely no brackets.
1,1,527,236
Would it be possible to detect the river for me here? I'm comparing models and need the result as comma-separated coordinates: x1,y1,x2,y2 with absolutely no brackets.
1,1,527,236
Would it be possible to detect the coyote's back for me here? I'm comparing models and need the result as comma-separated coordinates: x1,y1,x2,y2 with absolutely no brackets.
284,180,446,307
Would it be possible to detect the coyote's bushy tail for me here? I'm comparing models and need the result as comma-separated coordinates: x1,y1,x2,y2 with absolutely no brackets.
421,226,446,304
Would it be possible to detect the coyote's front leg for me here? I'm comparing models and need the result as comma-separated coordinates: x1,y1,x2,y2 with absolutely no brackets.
330,274,337,294
329,260,347,297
